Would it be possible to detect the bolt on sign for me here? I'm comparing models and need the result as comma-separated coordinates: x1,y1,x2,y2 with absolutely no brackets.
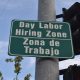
8,20,74,58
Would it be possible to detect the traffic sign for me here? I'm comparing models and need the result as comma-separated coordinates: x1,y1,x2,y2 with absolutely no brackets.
8,20,74,58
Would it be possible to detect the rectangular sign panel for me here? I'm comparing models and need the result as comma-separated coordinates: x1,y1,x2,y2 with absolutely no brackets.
8,20,74,58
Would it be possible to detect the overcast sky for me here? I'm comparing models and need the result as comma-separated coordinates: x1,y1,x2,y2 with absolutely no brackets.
0,0,80,80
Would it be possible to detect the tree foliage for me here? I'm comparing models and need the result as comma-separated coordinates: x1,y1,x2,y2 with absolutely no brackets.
5,56,23,80
24,73,31,80
5,56,32,80
0,72,3,80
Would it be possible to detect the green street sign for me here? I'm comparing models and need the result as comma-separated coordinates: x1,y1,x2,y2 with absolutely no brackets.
8,20,74,58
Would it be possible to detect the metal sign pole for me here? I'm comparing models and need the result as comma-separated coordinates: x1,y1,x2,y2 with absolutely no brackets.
35,0,59,80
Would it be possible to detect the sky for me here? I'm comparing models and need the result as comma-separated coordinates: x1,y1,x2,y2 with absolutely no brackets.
0,0,80,80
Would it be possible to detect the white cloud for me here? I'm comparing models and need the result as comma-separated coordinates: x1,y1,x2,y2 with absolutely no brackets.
0,0,24,9
22,57,36,68
0,41,8,53
30,77,35,80
59,55,80,70
0,0,38,10
0,41,13,60
56,0,80,15
29,57,36,66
